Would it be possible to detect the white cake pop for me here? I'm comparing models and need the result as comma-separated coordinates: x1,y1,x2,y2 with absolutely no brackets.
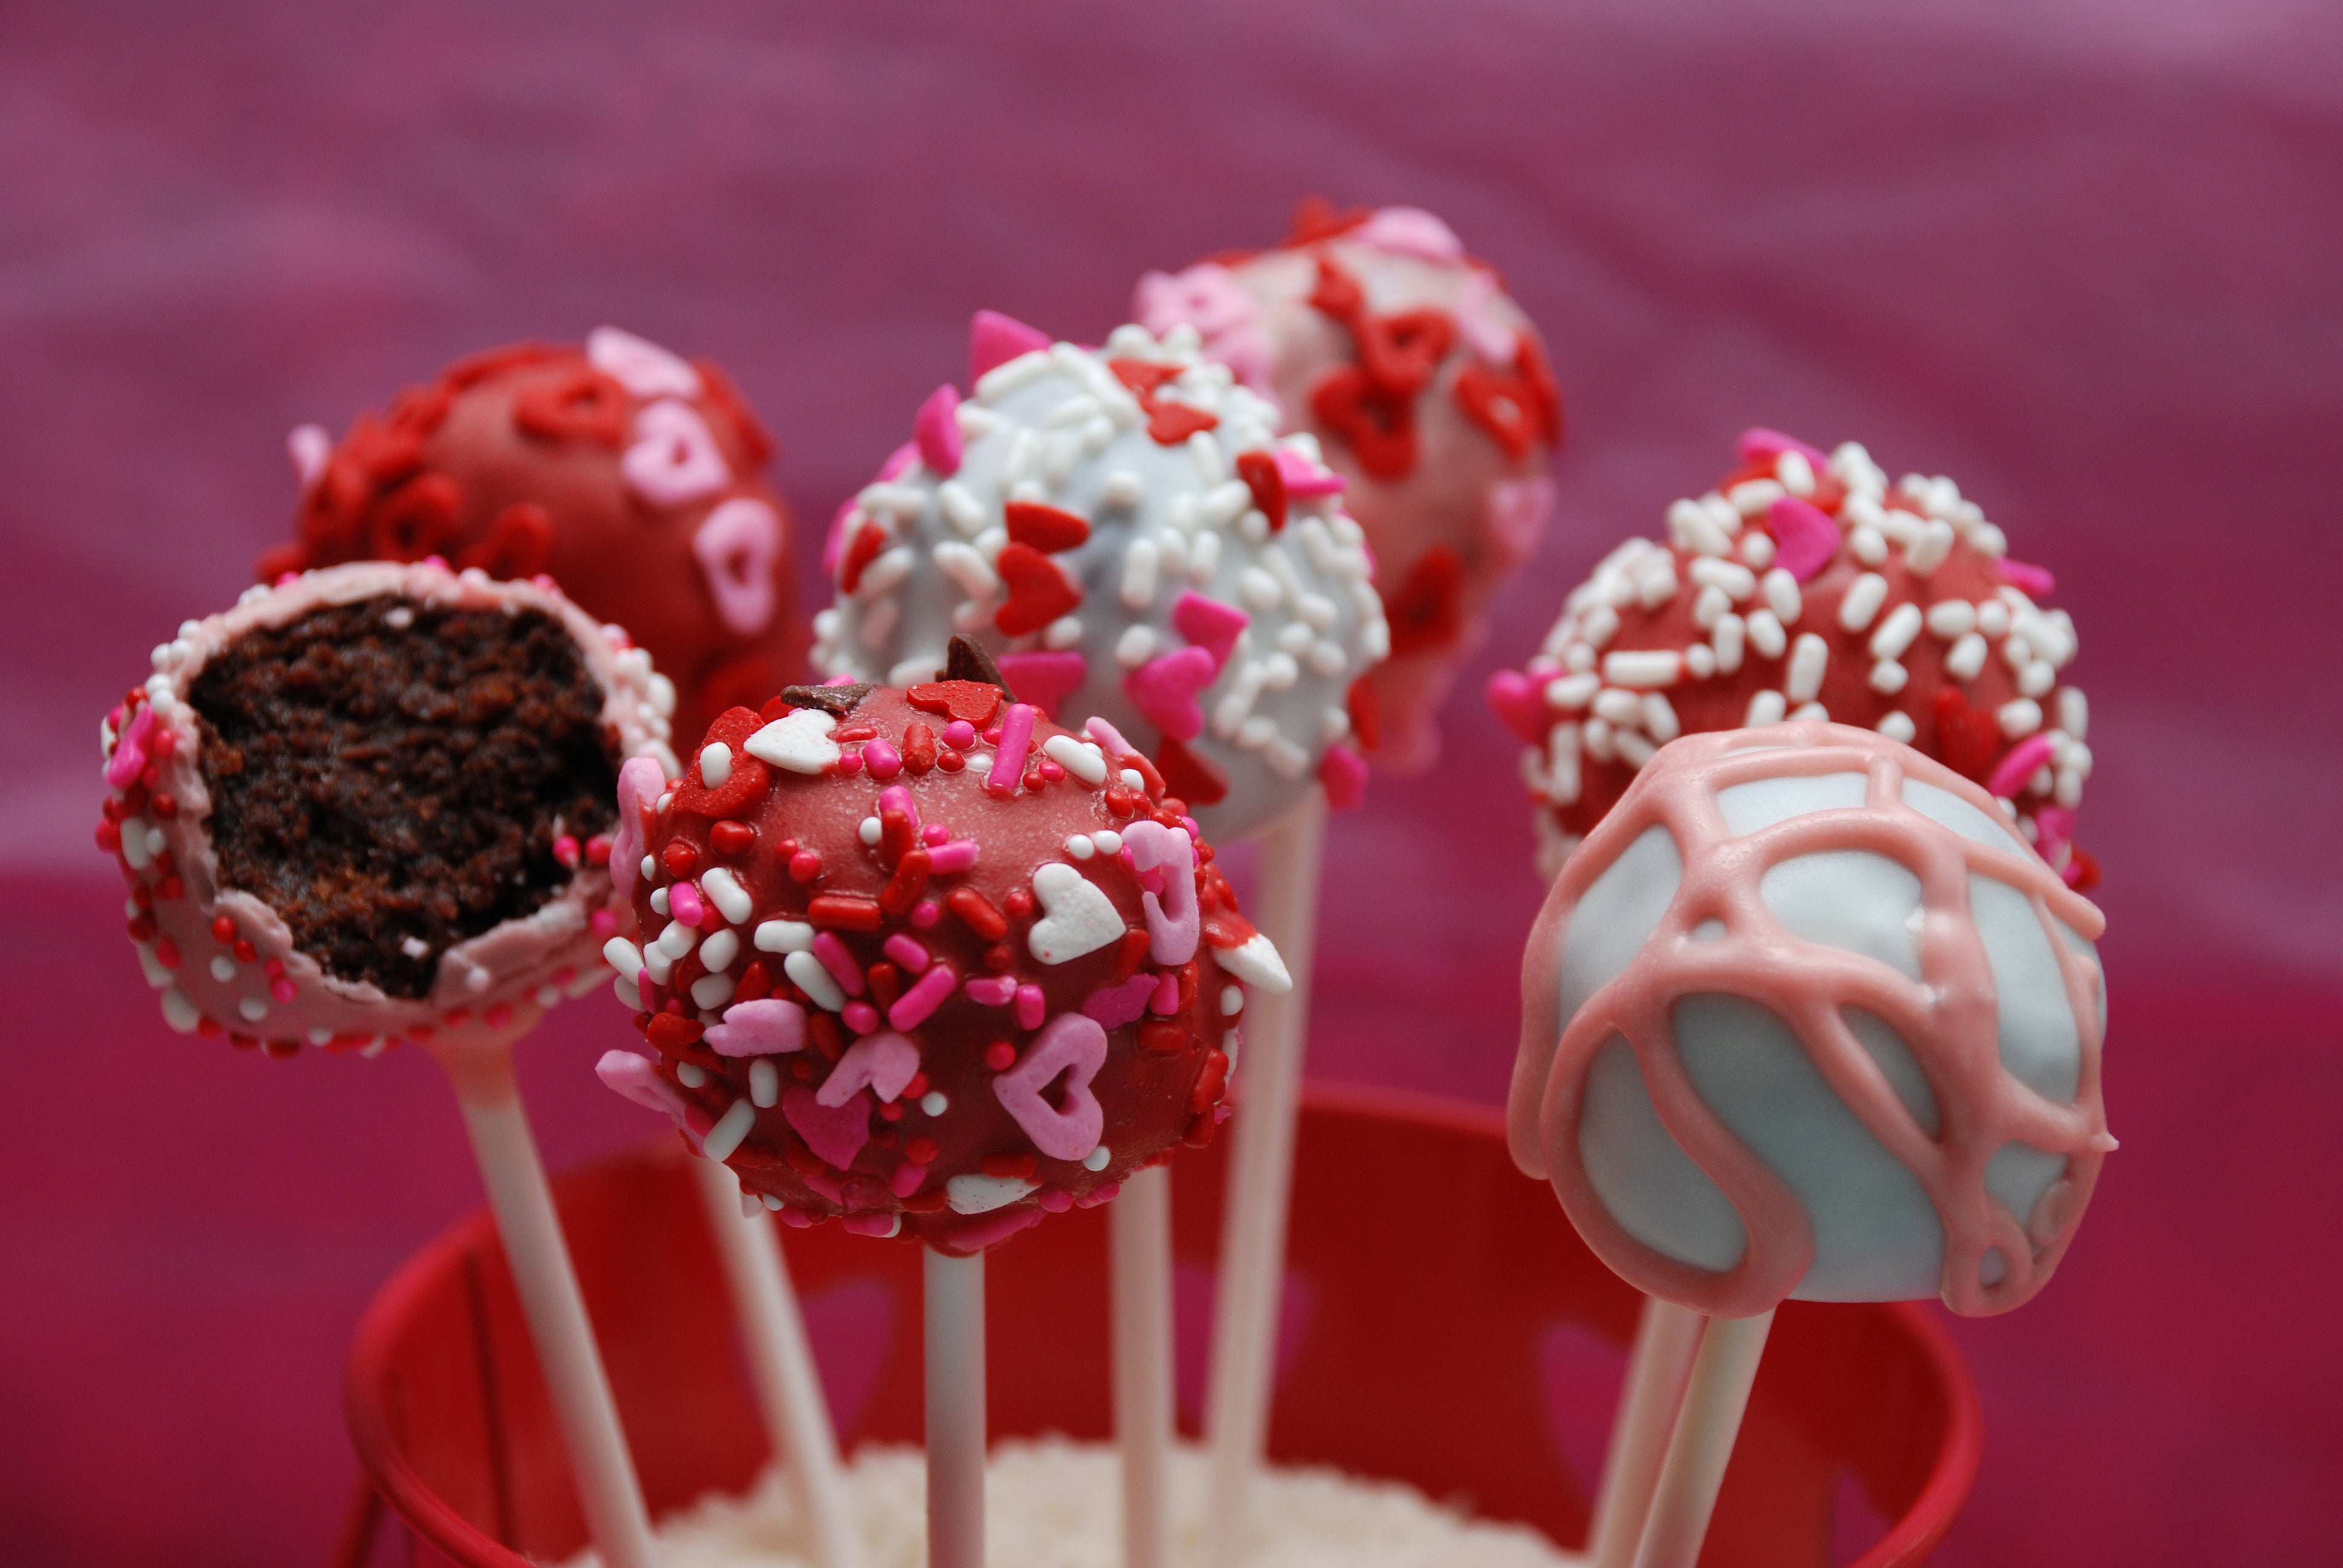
812,315,1388,839
1510,722,2111,1318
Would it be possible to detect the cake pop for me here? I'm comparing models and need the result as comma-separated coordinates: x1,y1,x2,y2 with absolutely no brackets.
99,559,677,1053
1136,201,1563,771
263,327,803,745
808,315,1387,841
1510,722,2111,1320
594,651,1290,1256
1490,433,2091,887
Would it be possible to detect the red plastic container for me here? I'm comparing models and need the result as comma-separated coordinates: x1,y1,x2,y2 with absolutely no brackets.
344,1084,1981,1567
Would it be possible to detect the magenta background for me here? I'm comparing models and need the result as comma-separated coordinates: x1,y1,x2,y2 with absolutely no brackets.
5,2,2341,1563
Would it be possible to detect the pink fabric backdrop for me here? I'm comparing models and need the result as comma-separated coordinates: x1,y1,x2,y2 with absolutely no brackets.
5,2,2339,1563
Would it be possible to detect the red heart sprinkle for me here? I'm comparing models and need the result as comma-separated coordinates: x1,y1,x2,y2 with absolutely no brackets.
907,680,1003,727
993,543,1083,635
1004,500,1092,553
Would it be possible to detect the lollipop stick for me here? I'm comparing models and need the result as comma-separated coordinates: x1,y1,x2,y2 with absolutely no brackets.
1204,789,1327,1567
1112,1164,1175,1568
1630,1309,1775,1568
432,1033,656,1568
690,1157,863,1568
923,1247,987,1568
1586,1297,1705,1568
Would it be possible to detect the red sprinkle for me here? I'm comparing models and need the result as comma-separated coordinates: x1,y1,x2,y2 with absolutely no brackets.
901,722,938,774
946,887,1008,942
981,1152,1038,1180
1141,1021,1187,1054
983,1040,1017,1071
789,849,824,883
1003,888,1035,922
232,939,258,964
661,841,699,878
808,893,883,932
712,820,758,855
209,916,237,946
907,1137,940,1165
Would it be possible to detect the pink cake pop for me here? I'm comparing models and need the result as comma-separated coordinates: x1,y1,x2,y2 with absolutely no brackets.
1137,200,1564,770
1511,721,2112,1320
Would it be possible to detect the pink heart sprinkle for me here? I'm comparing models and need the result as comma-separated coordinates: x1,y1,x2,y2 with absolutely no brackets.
969,310,1052,382
1081,975,1158,1029
1319,743,1369,811
1768,495,1842,583
692,498,782,635
818,1031,921,1107
1738,427,1831,471
1354,206,1465,263
995,651,1088,719
991,1012,1107,1160
913,384,963,477
704,998,806,1057
1485,668,1550,745
1170,592,1248,673
1274,448,1346,496
596,1050,689,1132
784,1085,874,1169
621,399,731,506
1124,647,1216,740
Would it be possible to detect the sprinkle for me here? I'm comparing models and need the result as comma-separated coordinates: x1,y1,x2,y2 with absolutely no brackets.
1869,603,1924,661
668,883,706,928
965,976,1017,1007
890,964,958,1030
1877,710,1918,743
1015,983,1047,1030
1746,609,1788,659
1838,572,1889,632
1602,650,1682,688
1748,690,1788,726
701,867,754,926
1761,569,1801,624
1998,697,2044,738
700,928,741,973
987,704,1035,793
1869,659,1910,694
699,742,733,788
1067,835,1095,860
703,1099,758,1161
859,817,883,846
808,893,883,932
928,840,979,874
921,1091,949,1117
755,919,815,953
811,932,867,996
1785,634,1829,702
1042,733,1108,784
1945,632,1988,681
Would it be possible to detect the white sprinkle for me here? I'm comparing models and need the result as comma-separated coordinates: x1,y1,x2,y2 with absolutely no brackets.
750,1057,780,1108
1686,643,1716,679
1066,835,1096,860
1746,609,1788,659
701,867,754,926
1545,672,1600,710
1870,603,1923,661
1593,688,1643,728
1237,567,1282,612
1121,768,1145,791
1121,539,1159,609
384,606,415,630
690,972,735,1010
654,919,700,962
920,1091,949,1117
1102,470,1145,509
1641,693,1680,742
755,919,815,953
1043,734,1108,784
1092,829,1124,855
2019,661,2056,698
603,938,644,981
938,482,986,535
1579,604,1620,649
1838,573,1889,633
1688,558,1757,600
678,1062,708,1089
699,927,741,973
1877,710,1918,743
1945,632,1989,681
1850,526,1888,565
1926,599,1976,639
401,935,433,961
210,955,237,982
1786,634,1829,702
1728,479,1785,516
1221,985,1245,1017
642,855,658,881
699,741,733,788
2060,687,2089,742
1789,701,1830,722
1614,731,1657,769
934,541,1000,601
1978,599,2011,637
1581,716,1616,761
1691,584,1731,630
784,949,845,1011
238,996,268,1022
1999,698,2043,737
702,1099,757,1161
1775,449,1816,495
1712,615,1746,674
1082,1145,1113,1172
1906,520,1955,576
1115,624,1156,667
859,816,882,846
1044,615,1084,650
1740,531,1776,570
650,886,671,916
1761,569,1802,625
1869,658,1910,695
1602,650,1682,688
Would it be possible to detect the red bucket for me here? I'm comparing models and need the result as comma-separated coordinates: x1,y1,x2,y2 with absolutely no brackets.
343,1083,1981,1567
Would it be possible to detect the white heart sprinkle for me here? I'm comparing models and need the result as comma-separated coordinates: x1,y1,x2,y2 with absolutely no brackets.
1216,933,1293,995
745,708,840,774
946,1173,1037,1214
1027,862,1124,965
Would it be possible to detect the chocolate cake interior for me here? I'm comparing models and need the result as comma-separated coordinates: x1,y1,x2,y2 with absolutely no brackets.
189,595,620,998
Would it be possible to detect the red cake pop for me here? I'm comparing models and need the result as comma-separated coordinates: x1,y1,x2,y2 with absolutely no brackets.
1138,200,1564,771
1490,432,2092,885
263,327,804,743
595,646,1290,1255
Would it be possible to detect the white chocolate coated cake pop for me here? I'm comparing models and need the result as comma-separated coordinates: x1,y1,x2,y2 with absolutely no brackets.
97,560,677,1054
1137,203,1562,771
1509,722,2111,1318
811,316,1388,840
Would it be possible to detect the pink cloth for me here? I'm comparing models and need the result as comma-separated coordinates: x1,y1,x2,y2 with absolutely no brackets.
2,4,2339,1564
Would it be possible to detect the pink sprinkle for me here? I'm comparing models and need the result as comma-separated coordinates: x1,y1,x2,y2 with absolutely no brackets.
875,440,919,483
922,823,949,846
1738,427,1831,471
591,908,618,937
422,554,450,571
843,1001,882,1034
822,673,860,687
969,309,1052,382
1485,668,1549,745
1035,1189,1073,1213
105,703,156,788
776,1207,814,1228
812,931,867,996
1038,759,1065,782
552,834,581,869
1085,714,1138,762
1354,206,1465,263
863,740,902,780
965,975,1017,1007
942,719,976,749
637,974,657,1011
913,383,964,476
1987,734,2058,801
822,498,856,575
1171,591,1249,673
889,963,958,1030
911,899,942,929
928,840,978,874
988,704,1035,792
837,749,864,776
1769,495,1841,583
1150,972,1181,1015
994,651,1087,718
1081,975,1156,1028
269,977,297,1004
275,571,300,586
878,785,919,835
884,933,931,972
1274,448,1345,496
1015,983,1046,1031
789,849,824,882
1074,1183,1121,1209
668,884,707,928
841,1212,896,1238
890,1161,929,1198
1125,647,1216,740
1180,816,1200,840
1319,743,1369,811
1998,559,2057,598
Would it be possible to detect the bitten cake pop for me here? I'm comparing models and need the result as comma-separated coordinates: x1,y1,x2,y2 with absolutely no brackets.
99,559,677,1053
809,315,1387,840
1510,722,2112,1319
1489,433,2092,886
1136,201,1563,771
263,327,802,745
594,653,1290,1255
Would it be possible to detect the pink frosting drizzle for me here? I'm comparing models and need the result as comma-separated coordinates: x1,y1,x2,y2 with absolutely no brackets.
1511,722,2111,1319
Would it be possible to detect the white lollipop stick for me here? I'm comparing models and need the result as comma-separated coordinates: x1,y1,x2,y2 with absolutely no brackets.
924,1247,988,1568
1585,1297,1705,1568
1112,1164,1176,1568
689,1157,863,1568
1202,788,1327,1567
1629,1309,1775,1568
430,1028,656,1568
